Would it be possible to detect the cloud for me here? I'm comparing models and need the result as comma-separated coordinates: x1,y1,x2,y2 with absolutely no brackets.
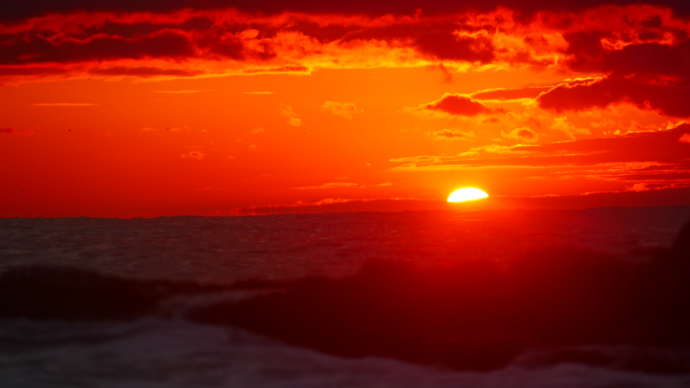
431,129,476,141
502,127,539,143
321,101,361,119
281,105,302,127
243,91,274,95
4,0,690,23
681,134,690,144
0,31,196,65
423,94,491,116
292,181,393,190
538,77,690,118
0,127,35,136
141,126,189,133
241,66,311,75
181,151,206,160
293,182,360,190
390,124,690,175
341,19,495,62
545,24,690,119
0,7,552,81
564,34,690,78
472,87,547,100
0,3,689,89
91,66,202,77
153,90,203,94
32,103,97,107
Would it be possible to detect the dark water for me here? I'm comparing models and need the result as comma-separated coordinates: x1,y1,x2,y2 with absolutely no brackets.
1,207,690,387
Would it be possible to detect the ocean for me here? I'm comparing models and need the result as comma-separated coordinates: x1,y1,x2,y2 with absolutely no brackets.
1,206,690,387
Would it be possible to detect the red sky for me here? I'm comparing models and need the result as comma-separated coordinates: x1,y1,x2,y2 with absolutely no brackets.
1,1,690,216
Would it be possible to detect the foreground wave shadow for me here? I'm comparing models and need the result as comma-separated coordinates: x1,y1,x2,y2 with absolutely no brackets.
1,219,689,373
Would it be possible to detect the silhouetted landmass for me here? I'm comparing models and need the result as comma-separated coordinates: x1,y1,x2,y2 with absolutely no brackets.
0,219,688,374
239,190,690,215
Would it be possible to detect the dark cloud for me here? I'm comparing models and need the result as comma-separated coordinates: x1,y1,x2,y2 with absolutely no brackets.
599,41,690,78
394,125,690,170
0,31,195,65
0,66,71,76
514,124,690,165
501,127,540,143
538,77,690,117
1,1,689,83
565,34,690,77
432,129,475,140
518,129,536,139
0,128,33,136
79,17,215,39
472,87,546,100
2,0,690,23
425,94,491,116
541,27,690,118
90,66,202,77
341,20,495,62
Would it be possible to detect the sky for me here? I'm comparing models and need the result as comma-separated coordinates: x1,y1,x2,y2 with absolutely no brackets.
1,0,690,217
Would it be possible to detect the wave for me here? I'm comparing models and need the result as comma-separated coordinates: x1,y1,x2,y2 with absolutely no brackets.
0,219,688,375
187,218,690,373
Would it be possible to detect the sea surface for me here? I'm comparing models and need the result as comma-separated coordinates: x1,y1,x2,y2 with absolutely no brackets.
1,206,690,387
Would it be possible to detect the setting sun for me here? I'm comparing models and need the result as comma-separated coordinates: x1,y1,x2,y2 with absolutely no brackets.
447,188,490,203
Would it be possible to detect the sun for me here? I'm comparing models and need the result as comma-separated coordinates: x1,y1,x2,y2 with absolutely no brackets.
447,187,489,203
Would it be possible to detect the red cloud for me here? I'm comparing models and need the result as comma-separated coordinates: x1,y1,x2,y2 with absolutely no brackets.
0,128,33,136
0,3,688,83
342,19,495,62
564,33,690,78
514,124,690,165
503,127,539,143
539,77,690,117
425,94,491,116
90,66,202,77
472,87,546,100
391,125,690,189
548,24,690,118
432,129,476,140
4,0,690,22
0,31,196,65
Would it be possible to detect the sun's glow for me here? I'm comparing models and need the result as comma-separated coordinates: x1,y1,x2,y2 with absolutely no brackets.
447,187,490,203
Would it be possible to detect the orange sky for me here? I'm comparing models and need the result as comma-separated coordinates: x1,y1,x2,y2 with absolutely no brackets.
1,2,690,216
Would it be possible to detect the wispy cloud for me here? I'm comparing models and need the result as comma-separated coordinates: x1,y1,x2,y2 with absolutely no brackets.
0,127,34,136
501,127,539,143
431,129,476,141
281,105,302,127
420,94,492,117
154,90,203,94
32,103,97,107
322,100,362,119
181,151,206,160
293,182,359,190
293,181,393,190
